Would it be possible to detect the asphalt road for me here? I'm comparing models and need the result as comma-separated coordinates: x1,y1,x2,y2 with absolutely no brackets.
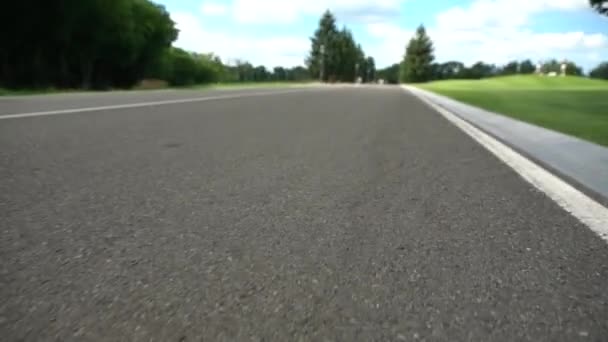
1,86,607,341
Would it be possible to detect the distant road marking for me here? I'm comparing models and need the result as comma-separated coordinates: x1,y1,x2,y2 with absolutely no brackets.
404,85,608,242
0,89,310,120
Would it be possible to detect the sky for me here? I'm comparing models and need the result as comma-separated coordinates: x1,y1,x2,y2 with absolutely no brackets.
154,0,608,71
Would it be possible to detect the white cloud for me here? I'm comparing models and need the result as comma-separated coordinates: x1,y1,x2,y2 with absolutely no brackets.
229,0,405,24
364,23,412,66
436,0,587,30
587,52,601,62
172,12,310,68
582,33,608,48
428,29,607,66
200,2,228,16
366,0,606,69
170,0,605,70
172,0,407,67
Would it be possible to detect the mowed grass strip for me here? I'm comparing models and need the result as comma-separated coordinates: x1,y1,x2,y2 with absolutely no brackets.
418,75,608,146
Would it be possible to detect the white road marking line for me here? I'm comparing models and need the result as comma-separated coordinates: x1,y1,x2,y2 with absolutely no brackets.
403,85,608,242
0,89,309,120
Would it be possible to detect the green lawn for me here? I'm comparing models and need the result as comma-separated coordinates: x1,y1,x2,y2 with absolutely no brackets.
418,75,608,146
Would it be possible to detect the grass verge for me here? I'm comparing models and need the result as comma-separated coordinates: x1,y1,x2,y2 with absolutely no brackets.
1,82,315,96
418,75,608,146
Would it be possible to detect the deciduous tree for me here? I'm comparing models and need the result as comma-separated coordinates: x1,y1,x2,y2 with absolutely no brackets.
589,62,608,79
519,60,536,74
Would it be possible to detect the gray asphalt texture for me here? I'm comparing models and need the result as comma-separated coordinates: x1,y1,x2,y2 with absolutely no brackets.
1,86,607,341
408,86,608,204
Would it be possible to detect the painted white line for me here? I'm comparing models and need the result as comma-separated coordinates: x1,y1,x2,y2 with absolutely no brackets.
0,89,309,120
403,85,608,242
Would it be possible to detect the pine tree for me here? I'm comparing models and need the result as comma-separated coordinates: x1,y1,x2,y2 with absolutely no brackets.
400,25,435,83
307,11,370,83
338,30,358,82
306,10,339,82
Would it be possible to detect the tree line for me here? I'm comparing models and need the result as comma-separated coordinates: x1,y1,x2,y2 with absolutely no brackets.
380,1,608,83
222,63,310,83
307,6,608,85
148,49,312,86
2,0,178,89
2,2,606,90
0,0,311,90
376,24,608,84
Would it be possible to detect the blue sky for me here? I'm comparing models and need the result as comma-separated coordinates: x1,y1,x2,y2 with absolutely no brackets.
155,0,607,71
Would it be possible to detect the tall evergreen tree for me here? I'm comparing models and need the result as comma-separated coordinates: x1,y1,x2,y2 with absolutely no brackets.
306,11,371,83
400,25,435,83
306,10,339,81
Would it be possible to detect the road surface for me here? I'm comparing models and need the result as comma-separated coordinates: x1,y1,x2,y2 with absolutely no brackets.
1,86,607,341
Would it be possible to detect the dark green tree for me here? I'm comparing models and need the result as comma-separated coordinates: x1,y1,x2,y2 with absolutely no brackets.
565,61,584,76
163,49,222,86
463,61,498,79
290,66,311,81
354,44,367,82
168,48,198,86
590,62,608,79
429,61,465,80
236,61,255,82
501,61,520,75
541,59,561,73
400,25,435,83
365,57,376,82
590,0,607,15
0,0,177,90
307,10,339,81
377,63,400,84
273,67,287,81
253,66,270,81
519,60,536,74
334,28,359,82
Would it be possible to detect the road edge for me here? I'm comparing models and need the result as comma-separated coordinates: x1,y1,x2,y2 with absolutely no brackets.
402,85,608,243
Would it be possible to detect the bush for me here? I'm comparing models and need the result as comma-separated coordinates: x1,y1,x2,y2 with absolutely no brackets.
162,48,222,86
590,62,608,80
